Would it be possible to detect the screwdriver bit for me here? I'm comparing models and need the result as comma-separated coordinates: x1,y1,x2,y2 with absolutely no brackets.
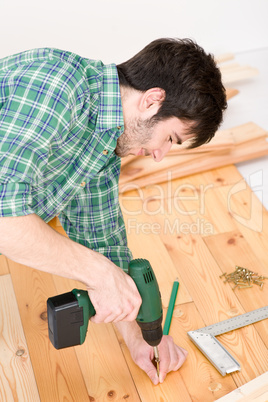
153,346,160,377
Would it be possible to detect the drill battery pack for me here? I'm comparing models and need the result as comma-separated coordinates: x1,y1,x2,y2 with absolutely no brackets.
47,291,84,349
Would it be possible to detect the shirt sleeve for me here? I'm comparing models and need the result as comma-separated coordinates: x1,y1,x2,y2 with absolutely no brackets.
0,58,86,217
59,154,133,271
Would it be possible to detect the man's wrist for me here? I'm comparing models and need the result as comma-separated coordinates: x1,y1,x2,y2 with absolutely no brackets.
114,320,142,347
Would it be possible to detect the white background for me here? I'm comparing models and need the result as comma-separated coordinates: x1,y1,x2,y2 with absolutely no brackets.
1,0,268,207
1,0,267,61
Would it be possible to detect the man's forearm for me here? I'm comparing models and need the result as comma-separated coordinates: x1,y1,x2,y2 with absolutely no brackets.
0,214,101,287
0,213,142,323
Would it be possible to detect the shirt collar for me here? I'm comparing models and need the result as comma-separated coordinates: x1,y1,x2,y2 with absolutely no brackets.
94,63,124,137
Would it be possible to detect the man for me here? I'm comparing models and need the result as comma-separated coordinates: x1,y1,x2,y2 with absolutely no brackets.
0,38,227,385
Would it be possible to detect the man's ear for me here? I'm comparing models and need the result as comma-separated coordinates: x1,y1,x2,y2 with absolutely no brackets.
139,88,166,113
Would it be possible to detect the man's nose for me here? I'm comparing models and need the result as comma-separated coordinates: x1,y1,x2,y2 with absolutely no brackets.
152,142,172,162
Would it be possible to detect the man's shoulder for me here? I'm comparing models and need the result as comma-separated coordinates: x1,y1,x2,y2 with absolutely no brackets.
0,47,103,74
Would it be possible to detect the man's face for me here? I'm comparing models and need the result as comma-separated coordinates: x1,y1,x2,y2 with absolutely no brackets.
115,116,195,162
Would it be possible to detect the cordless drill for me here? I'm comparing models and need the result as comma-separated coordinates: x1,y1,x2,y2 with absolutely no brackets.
47,259,163,372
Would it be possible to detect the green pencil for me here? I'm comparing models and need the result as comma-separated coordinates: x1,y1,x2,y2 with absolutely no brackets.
163,278,179,335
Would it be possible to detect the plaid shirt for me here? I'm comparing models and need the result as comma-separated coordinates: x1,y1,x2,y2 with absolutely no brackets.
0,48,132,269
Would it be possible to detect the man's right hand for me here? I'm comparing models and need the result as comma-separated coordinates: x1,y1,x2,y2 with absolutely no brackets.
86,253,142,323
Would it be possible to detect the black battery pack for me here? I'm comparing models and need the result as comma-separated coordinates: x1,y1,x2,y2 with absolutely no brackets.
47,291,84,349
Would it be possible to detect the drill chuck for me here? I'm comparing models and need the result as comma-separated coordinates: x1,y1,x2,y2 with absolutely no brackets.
137,316,163,347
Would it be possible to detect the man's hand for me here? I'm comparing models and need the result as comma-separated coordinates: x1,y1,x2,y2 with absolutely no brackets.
87,254,142,323
115,321,188,385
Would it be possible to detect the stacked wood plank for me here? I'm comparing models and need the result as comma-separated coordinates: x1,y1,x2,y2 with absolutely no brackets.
119,122,268,193
216,52,259,85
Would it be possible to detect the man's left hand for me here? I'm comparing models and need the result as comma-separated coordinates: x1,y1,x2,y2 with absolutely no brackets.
115,321,188,385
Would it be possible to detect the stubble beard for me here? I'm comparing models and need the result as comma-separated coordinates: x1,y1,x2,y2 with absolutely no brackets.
115,117,155,157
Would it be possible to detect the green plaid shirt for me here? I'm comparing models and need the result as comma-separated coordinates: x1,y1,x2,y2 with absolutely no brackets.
0,48,132,269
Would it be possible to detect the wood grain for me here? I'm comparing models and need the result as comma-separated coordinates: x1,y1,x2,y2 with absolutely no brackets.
0,255,9,275
7,260,91,401
0,274,40,402
216,372,268,402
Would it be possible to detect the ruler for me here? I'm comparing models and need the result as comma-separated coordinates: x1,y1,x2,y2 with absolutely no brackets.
187,306,268,376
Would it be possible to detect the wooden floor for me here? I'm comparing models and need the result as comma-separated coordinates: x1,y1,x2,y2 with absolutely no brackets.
0,164,267,401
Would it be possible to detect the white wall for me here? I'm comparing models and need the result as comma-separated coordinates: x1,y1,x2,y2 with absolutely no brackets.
1,0,268,62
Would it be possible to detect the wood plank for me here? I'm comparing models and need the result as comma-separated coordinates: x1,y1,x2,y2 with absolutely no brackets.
224,122,267,145
0,274,40,402
168,128,235,153
183,165,243,189
0,255,9,275
119,123,268,192
216,183,268,265
221,65,259,85
119,194,192,307
216,372,268,402
123,165,243,206
119,150,215,187
120,121,235,168
120,135,268,192
131,171,236,237
51,275,141,401
171,178,236,236
204,231,268,347
119,123,241,187
182,177,266,238
76,322,140,401
119,148,230,190
220,63,244,72
120,120,265,182
7,259,90,401
115,301,237,401
119,124,238,186
216,53,235,64
225,88,239,100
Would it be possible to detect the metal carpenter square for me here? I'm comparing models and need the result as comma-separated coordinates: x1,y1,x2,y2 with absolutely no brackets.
187,306,268,376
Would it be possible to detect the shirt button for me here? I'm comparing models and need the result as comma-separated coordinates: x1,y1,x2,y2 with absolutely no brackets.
80,181,86,187
103,149,109,155
117,126,121,130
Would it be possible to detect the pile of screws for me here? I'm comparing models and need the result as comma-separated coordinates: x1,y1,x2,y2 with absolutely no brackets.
220,266,267,290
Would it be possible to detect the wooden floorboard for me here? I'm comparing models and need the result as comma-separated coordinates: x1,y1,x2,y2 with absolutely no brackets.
0,164,267,401
0,274,40,401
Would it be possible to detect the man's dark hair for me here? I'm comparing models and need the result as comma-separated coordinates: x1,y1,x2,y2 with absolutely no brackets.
117,38,227,148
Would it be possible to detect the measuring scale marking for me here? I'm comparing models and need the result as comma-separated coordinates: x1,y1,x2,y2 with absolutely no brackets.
187,306,268,376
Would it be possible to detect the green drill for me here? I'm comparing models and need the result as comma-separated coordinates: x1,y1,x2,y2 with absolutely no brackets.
47,259,163,374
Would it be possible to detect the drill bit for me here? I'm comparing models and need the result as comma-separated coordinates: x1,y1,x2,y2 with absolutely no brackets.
153,346,160,377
